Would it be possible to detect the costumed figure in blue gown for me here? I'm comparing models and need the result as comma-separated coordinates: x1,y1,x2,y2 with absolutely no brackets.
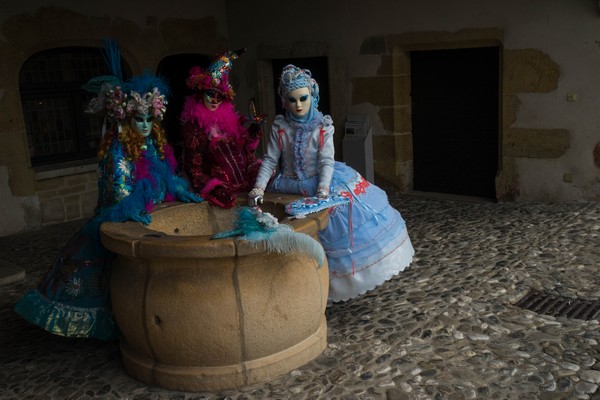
14,43,202,340
249,64,414,303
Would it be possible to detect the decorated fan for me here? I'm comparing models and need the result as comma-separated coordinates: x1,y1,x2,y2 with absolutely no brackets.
285,195,350,217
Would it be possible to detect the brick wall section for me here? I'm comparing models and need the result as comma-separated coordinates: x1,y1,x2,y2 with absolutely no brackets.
35,171,98,225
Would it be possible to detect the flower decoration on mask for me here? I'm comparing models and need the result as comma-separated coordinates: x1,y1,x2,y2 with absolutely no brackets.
278,64,320,108
186,48,246,101
125,88,167,120
85,71,169,122
123,71,169,121
105,86,127,120
85,83,127,120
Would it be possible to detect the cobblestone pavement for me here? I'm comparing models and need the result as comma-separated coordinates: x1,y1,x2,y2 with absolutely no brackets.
2,193,600,400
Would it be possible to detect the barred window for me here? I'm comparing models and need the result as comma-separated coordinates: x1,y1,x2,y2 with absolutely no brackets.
19,47,128,166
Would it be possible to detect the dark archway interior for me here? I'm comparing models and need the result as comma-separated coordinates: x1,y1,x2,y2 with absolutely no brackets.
157,53,212,168
411,46,500,199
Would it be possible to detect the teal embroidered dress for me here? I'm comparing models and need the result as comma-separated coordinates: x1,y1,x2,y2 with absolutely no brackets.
14,138,193,340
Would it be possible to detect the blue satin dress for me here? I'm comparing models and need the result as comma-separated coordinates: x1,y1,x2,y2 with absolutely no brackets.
256,113,415,302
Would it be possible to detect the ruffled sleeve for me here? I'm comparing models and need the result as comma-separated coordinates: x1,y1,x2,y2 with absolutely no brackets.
253,115,285,190
317,115,335,191
97,139,134,210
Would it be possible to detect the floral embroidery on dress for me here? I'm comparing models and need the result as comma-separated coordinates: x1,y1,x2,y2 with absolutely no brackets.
117,158,132,175
339,190,352,199
65,277,83,297
353,177,370,195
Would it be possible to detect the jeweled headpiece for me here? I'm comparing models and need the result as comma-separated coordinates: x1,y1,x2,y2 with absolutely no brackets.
278,64,320,108
186,49,245,100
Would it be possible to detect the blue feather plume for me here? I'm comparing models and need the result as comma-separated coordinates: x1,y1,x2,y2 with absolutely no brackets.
102,38,123,82
212,207,325,268
81,39,123,94
125,69,170,98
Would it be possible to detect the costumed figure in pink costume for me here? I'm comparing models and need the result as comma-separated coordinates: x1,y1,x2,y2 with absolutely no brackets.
181,49,264,208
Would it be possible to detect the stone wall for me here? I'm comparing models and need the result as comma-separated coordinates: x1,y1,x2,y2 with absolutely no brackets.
0,166,39,236
35,169,98,225
351,29,568,201
0,5,228,235
496,49,566,201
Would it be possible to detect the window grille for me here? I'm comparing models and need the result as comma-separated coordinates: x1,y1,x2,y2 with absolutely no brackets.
19,47,127,166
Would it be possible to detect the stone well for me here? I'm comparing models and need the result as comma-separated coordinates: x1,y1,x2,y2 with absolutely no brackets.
99,193,329,391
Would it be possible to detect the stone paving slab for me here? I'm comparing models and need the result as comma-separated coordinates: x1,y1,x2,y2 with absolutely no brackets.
0,260,25,286
1,195,600,399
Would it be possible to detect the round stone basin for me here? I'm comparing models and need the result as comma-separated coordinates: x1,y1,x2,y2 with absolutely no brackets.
99,193,329,392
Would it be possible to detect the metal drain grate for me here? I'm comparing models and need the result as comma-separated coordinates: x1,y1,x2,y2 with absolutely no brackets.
514,289,600,321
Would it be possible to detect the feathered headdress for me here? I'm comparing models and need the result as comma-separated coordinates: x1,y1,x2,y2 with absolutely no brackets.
82,39,125,120
83,39,169,122
186,48,245,100
123,71,169,120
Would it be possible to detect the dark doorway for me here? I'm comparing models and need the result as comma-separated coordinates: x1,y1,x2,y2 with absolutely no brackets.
411,47,499,199
271,57,330,116
157,53,211,167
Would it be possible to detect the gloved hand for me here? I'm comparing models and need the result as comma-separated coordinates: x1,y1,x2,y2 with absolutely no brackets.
212,187,235,207
129,210,152,225
317,186,329,199
101,196,152,225
248,187,264,207
177,189,204,203
248,122,262,138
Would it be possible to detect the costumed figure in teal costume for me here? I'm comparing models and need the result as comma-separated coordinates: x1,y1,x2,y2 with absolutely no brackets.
14,41,203,340
249,65,414,302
